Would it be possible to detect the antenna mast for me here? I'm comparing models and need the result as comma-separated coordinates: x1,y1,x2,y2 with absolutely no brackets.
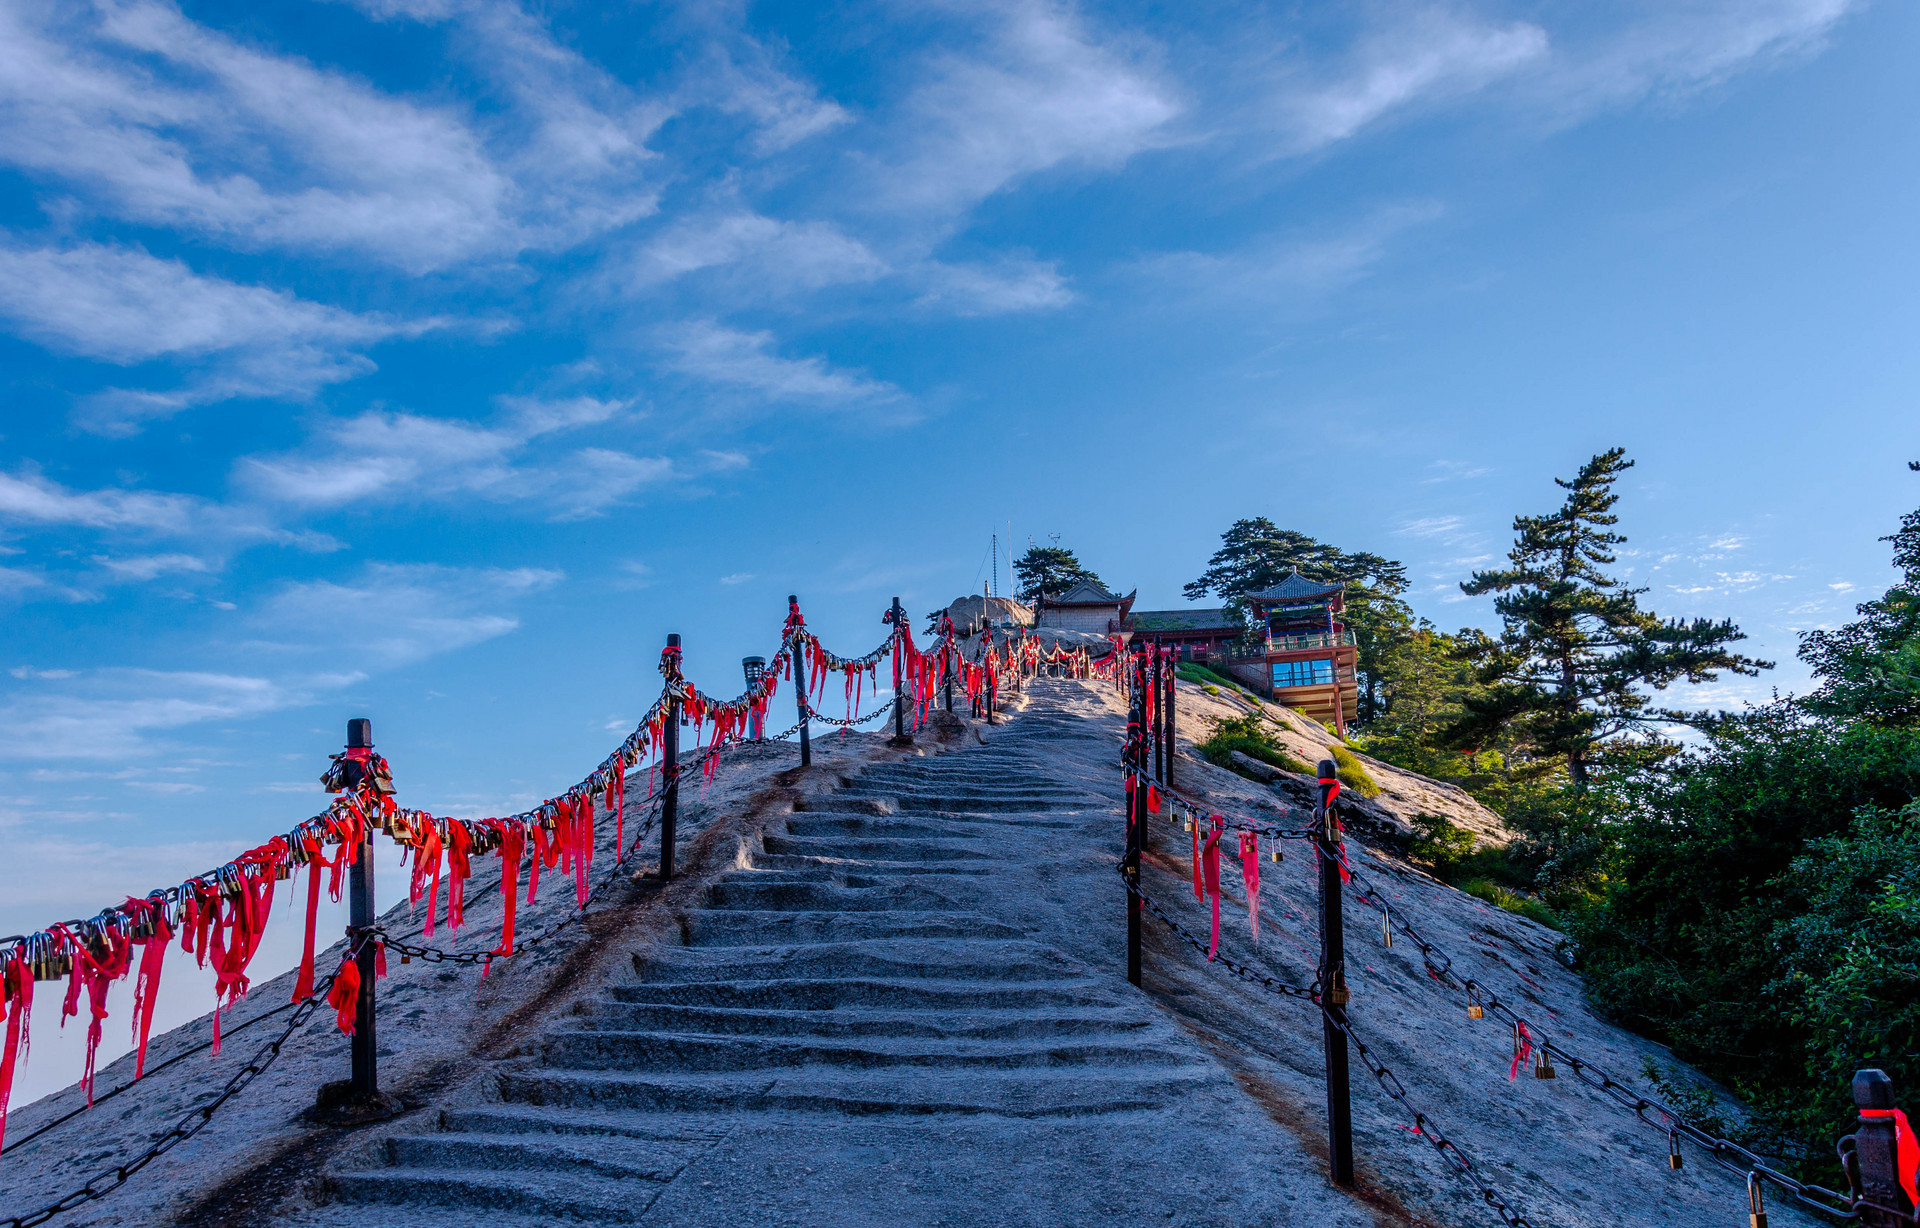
990,532,998,598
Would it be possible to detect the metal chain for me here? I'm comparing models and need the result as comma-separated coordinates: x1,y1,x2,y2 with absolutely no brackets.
0,932,373,1228
1124,767,1317,840
1325,849,1864,1221
1121,866,1539,1228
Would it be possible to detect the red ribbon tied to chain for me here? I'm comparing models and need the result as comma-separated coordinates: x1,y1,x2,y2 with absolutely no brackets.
1201,816,1224,960
1509,1020,1535,1081
1860,1108,1920,1208
1239,832,1261,940
327,957,360,1035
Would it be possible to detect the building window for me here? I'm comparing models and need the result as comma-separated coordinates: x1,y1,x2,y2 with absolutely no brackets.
1272,658,1335,688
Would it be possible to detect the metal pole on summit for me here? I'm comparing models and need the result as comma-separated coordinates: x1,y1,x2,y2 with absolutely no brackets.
1125,650,1145,988
659,635,681,882
890,597,910,746
345,718,379,1101
789,596,811,768
1316,756,1355,1188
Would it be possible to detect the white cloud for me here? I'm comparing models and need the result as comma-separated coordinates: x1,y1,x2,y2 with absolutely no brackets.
630,211,887,293
91,552,214,581
236,400,671,517
0,467,201,532
718,572,753,585
0,668,310,760
1131,203,1443,305
1398,515,1468,540
915,257,1072,314
873,1,1180,217
657,320,906,408
1281,10,1548,150
0,0,666,271
0,243,435,432
252,562,561,666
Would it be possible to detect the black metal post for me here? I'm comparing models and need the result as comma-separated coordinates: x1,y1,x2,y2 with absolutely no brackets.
1125,650,1145,987
1853,1070,1916,1226
345,717,378,1100
1164,648,1176,790
987,673,996,724
660,634,681,881
890,597,910,745
1316,756,1354,1187
789,596,810,768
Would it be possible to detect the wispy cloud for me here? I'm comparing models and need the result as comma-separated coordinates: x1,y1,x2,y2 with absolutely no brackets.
0,242,438,432
656,320,907,411
250,562,561,666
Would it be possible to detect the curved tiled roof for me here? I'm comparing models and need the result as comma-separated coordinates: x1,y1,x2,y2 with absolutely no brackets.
1247,571,1344,602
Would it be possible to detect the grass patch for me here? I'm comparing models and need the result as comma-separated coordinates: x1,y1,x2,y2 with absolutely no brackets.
1196,713,1313,778
1176,662,1241,690
1459,878,1559,929
1329,745,1380,798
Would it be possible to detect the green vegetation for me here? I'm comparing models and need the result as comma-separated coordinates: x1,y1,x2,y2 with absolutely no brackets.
1013,544,1104,602
1176,662,1243,692
1327,745,1379,798
1196,713,1313,778
1182,518,1412,721
1190,452,1920,1174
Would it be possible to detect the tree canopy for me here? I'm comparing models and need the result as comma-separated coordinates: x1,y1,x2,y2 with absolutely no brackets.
1444,448,1769,783
1798,462,1920,726
1014,545,1103,602
1183,518,1411,719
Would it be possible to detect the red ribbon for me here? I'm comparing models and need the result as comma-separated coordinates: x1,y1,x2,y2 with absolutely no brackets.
126,898,173,1079
1238,832,1261,940
1509,1020,1534,1081
327,957,360,1035
1202,816,1223,960
0,957,32,1150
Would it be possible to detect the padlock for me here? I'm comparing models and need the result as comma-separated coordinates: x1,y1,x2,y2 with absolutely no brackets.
1534,1048,1555,1079
1467,986,1484,1020
1382,913,1393,949
1748,1173,1767,1228
1270,847,1282,863
1668,1126,1683,1169
401,952,411,965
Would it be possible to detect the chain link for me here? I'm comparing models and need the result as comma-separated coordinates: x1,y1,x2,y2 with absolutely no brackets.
1323,849,1864,1221
0,931,375,1228
1121,866,1539,1228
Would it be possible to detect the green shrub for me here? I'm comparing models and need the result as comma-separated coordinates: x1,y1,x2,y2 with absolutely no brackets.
1329,745,1380,798
1459,878,1559,929
1197,713,1312,778
1202,684,1220,696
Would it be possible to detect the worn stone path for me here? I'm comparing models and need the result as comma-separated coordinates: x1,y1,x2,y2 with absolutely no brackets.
298,683,1381,1227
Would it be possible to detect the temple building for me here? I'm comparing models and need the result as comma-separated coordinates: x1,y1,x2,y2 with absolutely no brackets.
1034,580,1136,635
1124,607,1242,657
1214,572,1359,734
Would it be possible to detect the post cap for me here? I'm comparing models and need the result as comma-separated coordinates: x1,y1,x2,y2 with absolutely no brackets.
346,718,373,748
788,594,798,603
1854,1068,1895,1110
1318,758,1339,779
666,633,680,648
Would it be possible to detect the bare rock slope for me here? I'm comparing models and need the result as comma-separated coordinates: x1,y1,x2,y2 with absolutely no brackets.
0,680,1813,1227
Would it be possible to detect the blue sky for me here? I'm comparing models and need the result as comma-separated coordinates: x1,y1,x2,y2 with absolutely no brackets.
0,0,1915,1090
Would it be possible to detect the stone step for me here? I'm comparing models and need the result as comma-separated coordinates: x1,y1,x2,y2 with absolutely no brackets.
832,783,1100,803
604,976,1121,1011
438,1105,733,1142
383,1131,699,1181
703,879,964,912
677,909,1024,947
761,834,1000,861
781,813,1081,836
568,1002,1149,1040
828,792,1099,814
494,1067,1217,1117
329,1165,659,1222
537,1031,1199,1072
750,853,995,877
631,939,1082,984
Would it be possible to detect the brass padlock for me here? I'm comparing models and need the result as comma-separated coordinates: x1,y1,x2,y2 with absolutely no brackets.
400,952,411,965
1534,1048,1555,1079
1748,1173,1767,1228
1668,1126,1683,1169
1382,913,1393,949
1270,847,1282,863
1183,816,1193,833
1467,987,1484,1020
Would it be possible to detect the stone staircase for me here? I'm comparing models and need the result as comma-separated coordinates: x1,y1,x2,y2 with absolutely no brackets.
305,683,1376,1227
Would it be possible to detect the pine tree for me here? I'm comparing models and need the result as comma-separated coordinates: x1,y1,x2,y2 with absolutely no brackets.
1446,448,1769,784
1798,462,1920,726
1014,546,1103,602
1183,517,1411,719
